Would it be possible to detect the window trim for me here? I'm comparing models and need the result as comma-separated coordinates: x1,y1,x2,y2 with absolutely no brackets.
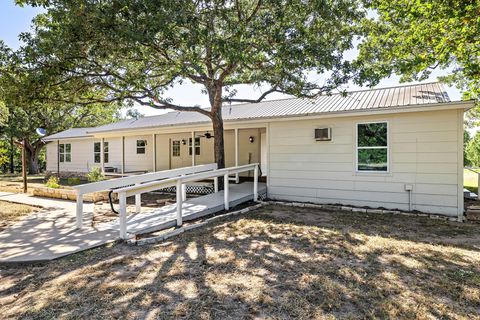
136,139,147,154
189,137,201,156
59,143,72,163
172,140,181,157
94,141,109,163
355,121,389,173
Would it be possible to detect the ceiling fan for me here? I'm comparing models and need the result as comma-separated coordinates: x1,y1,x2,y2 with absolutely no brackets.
196,132,214,139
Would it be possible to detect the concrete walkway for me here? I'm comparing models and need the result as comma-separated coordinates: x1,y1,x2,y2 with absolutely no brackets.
0,192,118,263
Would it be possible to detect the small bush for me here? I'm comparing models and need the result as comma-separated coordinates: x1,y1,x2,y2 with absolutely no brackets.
87,167,104,182
67,177,81,185
45,176,61,189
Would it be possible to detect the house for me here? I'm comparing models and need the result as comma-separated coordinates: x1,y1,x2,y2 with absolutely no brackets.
43,83,474,219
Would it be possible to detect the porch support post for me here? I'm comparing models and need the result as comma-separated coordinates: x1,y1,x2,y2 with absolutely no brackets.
57,140,60,177
214,176,219,193
176,179,183,226
234,128,239,183
191,131,195,167
119,192,127,239
224,173,230,210
253,164,259,201
121,136,125,176
135,184,141,213
152,133,157,172
76,193,83,229
100,138,105,174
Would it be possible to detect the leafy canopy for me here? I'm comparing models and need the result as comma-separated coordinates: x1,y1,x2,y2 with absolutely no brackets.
17,0,367,111
356,0,480,125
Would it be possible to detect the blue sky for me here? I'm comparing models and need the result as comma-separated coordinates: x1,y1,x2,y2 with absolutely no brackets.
0,1,462,117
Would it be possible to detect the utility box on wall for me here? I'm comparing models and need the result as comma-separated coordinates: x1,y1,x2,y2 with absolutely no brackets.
315,128,332,141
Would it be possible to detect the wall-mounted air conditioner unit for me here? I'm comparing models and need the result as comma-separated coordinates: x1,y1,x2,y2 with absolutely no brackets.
314,127,332,141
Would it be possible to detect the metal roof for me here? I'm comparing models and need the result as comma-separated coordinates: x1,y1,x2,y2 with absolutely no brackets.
43,128,94,141
47,82,456,139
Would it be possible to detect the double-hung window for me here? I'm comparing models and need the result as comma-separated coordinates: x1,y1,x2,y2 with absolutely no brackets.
172,140,180,157
189,137,200,156
356,122,388,172
137,140,146,154
94,142,109,163
59,143,71,163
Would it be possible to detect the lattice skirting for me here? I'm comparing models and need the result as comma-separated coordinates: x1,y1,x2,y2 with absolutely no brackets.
159,184,214,195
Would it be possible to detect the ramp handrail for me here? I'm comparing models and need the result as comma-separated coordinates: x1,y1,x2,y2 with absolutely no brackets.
114,163,259,239
73,163,217,228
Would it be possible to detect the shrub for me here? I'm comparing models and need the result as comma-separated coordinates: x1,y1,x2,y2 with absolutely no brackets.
45,176,61,189
87,167,104,182
67,177,82,185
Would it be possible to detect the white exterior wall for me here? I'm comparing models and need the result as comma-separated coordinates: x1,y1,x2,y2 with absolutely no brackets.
267,108,464,216
46,135,155,173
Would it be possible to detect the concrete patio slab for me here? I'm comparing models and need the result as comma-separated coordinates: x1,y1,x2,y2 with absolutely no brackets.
0,192,118,263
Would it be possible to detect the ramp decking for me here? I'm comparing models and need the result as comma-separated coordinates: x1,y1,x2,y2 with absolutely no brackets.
99,182,267,236
0,182,266,263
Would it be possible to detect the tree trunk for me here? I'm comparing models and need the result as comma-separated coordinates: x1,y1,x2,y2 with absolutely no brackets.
210,84,225,170
26,143,42,174
9,135,14,173
211,109,225,169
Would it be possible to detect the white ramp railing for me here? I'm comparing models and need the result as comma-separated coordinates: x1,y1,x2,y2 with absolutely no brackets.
113,163,259,239
73,163,217,229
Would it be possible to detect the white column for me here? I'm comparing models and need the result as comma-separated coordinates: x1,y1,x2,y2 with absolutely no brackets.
119,192,127,239
234,128,239,183
214,176,219,193
176,179,183,226
135,184,141,213
76,193,83,229
121,136,125,176
253,164,259,201
191,131,195,168
152,133,157,172
100,138,105,174
224,173,230,210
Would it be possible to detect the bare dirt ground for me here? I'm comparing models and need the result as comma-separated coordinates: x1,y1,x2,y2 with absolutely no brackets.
1,204,479,319
0,200,38,231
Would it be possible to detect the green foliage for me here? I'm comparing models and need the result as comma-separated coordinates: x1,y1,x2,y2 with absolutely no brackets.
67,177,81,185
357,0,480,125
466,132,480,167
15,0,368,168
86,167,104,183
45,176,60,188
464,130,471,166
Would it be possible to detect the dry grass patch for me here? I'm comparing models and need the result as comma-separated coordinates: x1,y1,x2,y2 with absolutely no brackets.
0,200,37,231
1,205,480,319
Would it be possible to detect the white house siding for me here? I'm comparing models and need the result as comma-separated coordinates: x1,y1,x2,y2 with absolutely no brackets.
46,138,96,173
267,108,463,216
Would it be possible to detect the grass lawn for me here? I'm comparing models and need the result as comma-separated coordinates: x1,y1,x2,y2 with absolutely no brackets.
1,205,479,319
0,200,37,231
465,168,479,193
0,173,84,194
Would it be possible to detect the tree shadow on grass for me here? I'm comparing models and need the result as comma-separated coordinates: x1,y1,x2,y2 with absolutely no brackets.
1,205,479,319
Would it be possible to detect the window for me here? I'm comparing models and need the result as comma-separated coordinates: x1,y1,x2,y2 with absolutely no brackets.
59,143,71,163
189,137,200,156
137,140,146,154
356,122,388,172
172,140,180,157
94,142,109,163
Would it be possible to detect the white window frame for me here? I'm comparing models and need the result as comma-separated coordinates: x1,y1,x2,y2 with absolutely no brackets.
172,140,181,157
94,142,109,163
136,140,147,154
59,143,72,163
355,121,389,173
189,137,200,156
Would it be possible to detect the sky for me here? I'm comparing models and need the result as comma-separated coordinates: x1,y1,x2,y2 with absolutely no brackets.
0,1,463,118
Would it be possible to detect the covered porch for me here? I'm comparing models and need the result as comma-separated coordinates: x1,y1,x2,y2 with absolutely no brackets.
95,125,269,182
